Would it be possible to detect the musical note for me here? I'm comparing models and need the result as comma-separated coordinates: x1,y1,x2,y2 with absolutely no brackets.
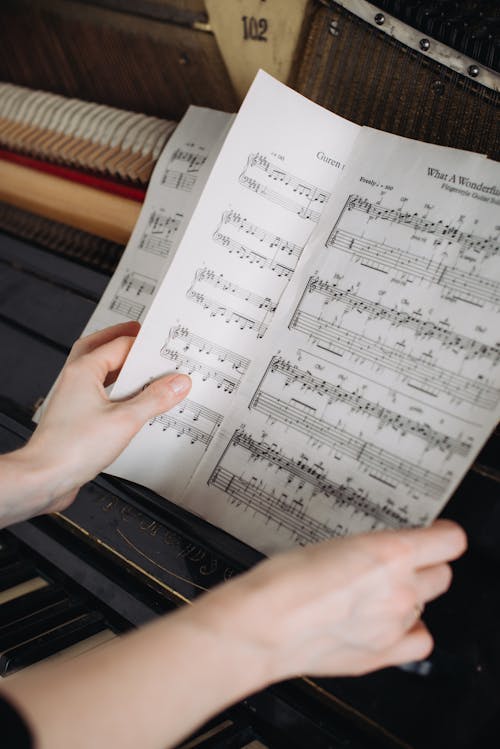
239,152,330,222
344,194,499,259
192,267,277,312
264,356,472,456
186,289,268,338
289,308,500,410
211,209,302,279
168,326,250,374
109,294,145,321
138,210,183,257
120,272,156,298
327,229,500,309
249,389,450,499
160,347,241,393
304,276,500,363
149,398,222,447
160,146,208,192
207,427,414,545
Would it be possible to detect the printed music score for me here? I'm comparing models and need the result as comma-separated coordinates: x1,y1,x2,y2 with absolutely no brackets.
109,294,145,321
160,326,250,394
212,209,302,279
344,195,499,259
104,72,499,557
249,387,450,499
160,144,208,192
149,398,222,448
208,429,412,546
79,105,233,336
290,277,500,409
328,195,500,310
169,325,250,374
263,356,472,457
301,277,500,364
138,210,183,258
185,267,276,339
239,153,330,222
120,272,156,298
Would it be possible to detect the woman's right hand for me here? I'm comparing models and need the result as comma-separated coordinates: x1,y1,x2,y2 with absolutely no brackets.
189,519,466,682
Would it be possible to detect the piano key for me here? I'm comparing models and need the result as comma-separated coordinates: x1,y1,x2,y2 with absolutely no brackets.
0,600,87,651
0,584,68,630
0,559,38,591
177,720,234,749
0,610,107,676
4,628,118,681
0,576,48,605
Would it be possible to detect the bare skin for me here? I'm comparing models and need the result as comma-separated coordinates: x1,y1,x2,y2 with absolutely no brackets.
0,322,467,749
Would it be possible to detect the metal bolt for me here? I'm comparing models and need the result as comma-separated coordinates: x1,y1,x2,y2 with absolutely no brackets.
419,38,430,51
468,64,480,78
374,12,385,25
328,20,339,36
431,80,445,95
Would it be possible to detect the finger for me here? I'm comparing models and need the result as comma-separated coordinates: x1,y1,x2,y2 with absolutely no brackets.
123,374,192,423
379,621,434,668
68,322,140,362
396,520,467,569
414,563,453,605
76,335,137,383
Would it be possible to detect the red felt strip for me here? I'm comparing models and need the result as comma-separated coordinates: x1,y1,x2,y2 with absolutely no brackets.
0,148,147,203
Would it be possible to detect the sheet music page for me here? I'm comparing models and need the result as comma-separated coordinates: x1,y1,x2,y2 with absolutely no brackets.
109,70,361,497
182,129,500,554
83,106,234,333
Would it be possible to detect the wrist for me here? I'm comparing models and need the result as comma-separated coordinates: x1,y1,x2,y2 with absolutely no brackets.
177,594,274,701
1,441,67,523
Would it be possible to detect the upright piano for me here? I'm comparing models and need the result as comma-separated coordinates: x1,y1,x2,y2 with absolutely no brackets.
0,2,499,747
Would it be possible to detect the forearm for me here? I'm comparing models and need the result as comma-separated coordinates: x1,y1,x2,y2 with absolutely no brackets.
1,604,270,749
0,445,64,528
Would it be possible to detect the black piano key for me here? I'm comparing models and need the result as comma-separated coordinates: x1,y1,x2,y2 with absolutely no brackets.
0,560,38,592
0,600,87,651
0,610,106,676
0,584,68,631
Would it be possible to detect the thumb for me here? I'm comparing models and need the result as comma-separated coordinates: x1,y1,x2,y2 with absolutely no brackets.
122,374,192,424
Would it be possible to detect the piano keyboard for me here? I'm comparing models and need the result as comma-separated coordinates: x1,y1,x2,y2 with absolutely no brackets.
0,532,294,749
0,83,177,185
0,533,120,680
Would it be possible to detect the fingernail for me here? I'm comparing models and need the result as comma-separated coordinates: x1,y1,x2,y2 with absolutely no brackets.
169,374,191,395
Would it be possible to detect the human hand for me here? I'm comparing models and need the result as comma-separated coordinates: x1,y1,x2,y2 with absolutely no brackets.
189,520,466,681
24,321,191,514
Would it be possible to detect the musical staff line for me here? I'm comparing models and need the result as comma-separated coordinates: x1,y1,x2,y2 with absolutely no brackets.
305,276,500,363
265,356,471,457
109,295,145,321
169,326,250,374
249,390,450,498
150,399,222,447
121,272,156,298
220,429,410,528
290,308,500,410
193,268,277,312
138,211,183,257
326,228,500,309
239,153,330,222
342,195,499,259
209,464,339,546
160,347,241,393
160,147,207,192
186,289,268,338
219,210,303,258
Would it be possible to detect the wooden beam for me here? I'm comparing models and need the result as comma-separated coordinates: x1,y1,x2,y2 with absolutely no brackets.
0,160,141,244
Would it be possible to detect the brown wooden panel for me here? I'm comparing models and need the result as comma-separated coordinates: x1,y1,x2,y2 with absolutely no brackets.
0,0,238,121
293,5,499,160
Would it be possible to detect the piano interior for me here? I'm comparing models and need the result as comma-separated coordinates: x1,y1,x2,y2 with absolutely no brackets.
0,1,499,747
